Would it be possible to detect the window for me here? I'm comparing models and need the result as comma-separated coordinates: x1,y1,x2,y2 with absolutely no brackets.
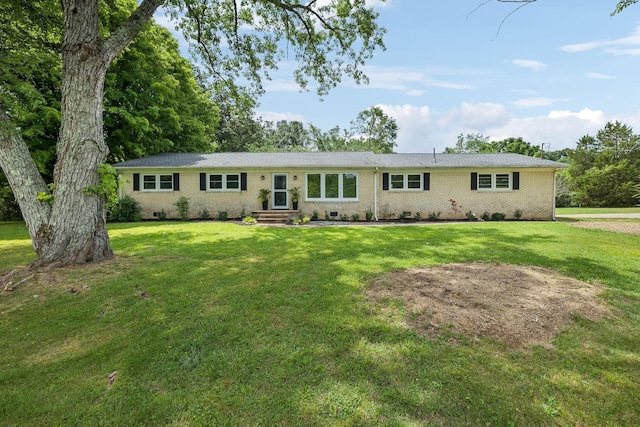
390,173,422,190
306,173,358,200
477,173,511,190
208,173,240,191
142,174,173,191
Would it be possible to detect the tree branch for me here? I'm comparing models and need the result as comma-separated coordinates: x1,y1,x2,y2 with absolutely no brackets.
103,0,164,63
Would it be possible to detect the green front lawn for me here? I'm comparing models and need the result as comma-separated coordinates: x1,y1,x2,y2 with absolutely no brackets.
556,206,640,214
1,221,639,426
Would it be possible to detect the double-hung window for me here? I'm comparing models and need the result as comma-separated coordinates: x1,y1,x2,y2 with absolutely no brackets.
209,173,240,191
306,173,358,201
390,173,422,190
477,173,511,190
142,174,173,191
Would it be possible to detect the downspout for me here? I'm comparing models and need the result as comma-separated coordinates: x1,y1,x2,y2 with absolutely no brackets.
374,167,379,221
552,169,558,221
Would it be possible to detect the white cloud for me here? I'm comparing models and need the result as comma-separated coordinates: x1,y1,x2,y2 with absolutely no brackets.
355,67,474,95
512,59,547,71
561,25,640,56
586,72,615,79
512,97,563,108
458,102,509,128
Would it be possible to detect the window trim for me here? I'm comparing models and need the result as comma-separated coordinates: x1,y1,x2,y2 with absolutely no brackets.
389,173,423,191
141,174,174,192
207,173,242,192
305,172,359,201
475,172,513,191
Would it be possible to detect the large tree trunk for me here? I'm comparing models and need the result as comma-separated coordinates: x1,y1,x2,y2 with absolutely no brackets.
0,0,160,267
32,0,114,265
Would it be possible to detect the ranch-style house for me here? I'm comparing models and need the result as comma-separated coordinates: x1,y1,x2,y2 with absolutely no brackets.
113,151,567,221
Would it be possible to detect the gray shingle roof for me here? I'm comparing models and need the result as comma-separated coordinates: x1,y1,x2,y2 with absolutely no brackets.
113,151,567,169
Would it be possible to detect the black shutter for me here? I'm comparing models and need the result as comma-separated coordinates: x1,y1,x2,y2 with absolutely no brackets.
382,173,389,190
173,173,180,191
200,173,206,191
423,173,430,190
512,172,520,190
241,173,247,190
471,172,478,190
133,173,140,191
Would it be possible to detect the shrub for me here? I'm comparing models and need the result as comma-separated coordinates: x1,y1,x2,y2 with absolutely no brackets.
514,209,523,220
302,216,311,223
199,210,210,220
413,212,422,221
365,209,374,221
324,211,331,221
339,214,348,221
491,212,506,221
481,211,491,221
242,216,257,224
465,210,476,221
293,218,302,225
311,210,319,221
351,213,360,222
114,195,142,222
217,211,228,221
174,197,190,220
427,211,441,221
157,209,167,220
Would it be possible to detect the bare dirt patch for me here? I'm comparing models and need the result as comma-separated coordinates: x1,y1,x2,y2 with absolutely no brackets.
568,221,640,235
367,263,610,349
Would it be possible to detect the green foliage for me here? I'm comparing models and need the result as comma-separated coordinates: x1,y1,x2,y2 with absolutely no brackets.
0,178,22,220
311,210,319,221
199,209,210,220
36,183,55,205
445,134,541,157
514,209,523,220
157,209,167,220
174,197,190,220
365,209,374,221
217,211,228,221
491,212,506,221
569,121,640,207
427,211,441,221
339,214,348,221
612,0,638,15
242,216,256,224
113,195,142,222
82,164,121,213
302,215,311,223
481,211,491,221
258,188,271,202
348,106,398,153
466,210,477,221
288,186,301,203
413,212,422,221
351,213,360,222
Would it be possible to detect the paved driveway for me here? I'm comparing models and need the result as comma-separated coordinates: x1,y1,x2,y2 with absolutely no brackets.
556,213,640,219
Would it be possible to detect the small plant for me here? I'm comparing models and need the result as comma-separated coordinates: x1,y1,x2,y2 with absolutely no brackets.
427,211,441,221
293,218,302,225
491,212,506,221
258,188,271,209
289,186,301,206
157,209,167,220
465,210,476,221
339,214,348,221
514,209,523,220
324,211,331,221
302,216,311,223
199,210,210,220
174,197,190,220
351,213,360,222
481,211,491,221
114,195,142,222
449,199,462,217
217,211,228,221
413,212,422,221
240,205,246,218
311,210,319,221
398,211,409,220
242,216,257,224
365,209,374,221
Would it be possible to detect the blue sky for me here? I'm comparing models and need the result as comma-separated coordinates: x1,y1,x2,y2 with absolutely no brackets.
156,1,640,153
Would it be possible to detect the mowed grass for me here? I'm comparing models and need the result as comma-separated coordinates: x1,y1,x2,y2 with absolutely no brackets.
1,220,639,426
556,206,640,214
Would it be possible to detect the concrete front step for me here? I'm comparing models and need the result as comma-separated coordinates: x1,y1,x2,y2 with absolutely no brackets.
254,210,300,224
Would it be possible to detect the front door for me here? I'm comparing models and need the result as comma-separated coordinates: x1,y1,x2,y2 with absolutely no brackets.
272,173,288,209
